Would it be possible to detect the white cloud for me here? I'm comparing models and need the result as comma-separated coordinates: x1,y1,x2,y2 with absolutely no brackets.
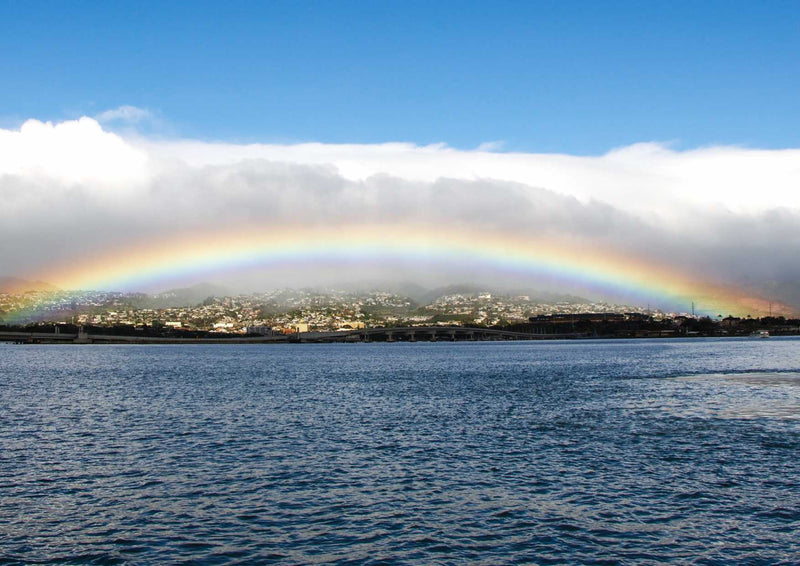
95,105,152,124
144,137,800,220
476,140,505,152
0,117,150,186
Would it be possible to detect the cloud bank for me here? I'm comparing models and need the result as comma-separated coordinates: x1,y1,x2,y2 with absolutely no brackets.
1,114,799,312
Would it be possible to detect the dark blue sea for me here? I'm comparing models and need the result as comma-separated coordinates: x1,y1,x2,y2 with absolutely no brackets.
2,338,800,564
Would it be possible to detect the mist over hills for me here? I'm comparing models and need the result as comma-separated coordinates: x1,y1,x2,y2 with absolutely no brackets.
0,277,58,294
148,283,233,308
413,284,588,306
312,280,589,307
1,276,591,310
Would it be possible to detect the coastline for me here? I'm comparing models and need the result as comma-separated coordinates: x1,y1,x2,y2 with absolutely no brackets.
2,328,795,345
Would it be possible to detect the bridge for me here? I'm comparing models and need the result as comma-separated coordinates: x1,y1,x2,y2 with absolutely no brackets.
296,326,579,342
0,329,285,344
0,326,584,344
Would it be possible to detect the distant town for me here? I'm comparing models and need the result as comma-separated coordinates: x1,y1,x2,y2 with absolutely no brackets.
2,284,798,339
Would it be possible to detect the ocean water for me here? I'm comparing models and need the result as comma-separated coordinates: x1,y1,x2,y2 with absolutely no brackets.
1,338,800,564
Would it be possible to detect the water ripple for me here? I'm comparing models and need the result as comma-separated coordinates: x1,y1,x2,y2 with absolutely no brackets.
1,338,800,563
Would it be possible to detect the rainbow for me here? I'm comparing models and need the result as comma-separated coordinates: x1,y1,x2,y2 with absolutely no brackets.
33,224,776,316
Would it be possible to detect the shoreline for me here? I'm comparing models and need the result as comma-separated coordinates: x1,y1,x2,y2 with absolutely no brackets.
1,329,795,345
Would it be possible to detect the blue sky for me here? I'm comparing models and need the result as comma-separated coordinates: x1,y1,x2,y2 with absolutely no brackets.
2,0,798,153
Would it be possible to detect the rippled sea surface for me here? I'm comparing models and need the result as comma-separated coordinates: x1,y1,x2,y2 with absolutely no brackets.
2,338,800,564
